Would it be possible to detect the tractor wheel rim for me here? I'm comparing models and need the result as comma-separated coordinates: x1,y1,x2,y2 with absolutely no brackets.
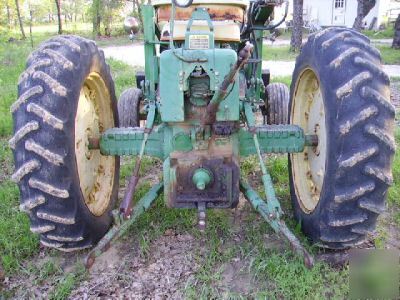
75,72,116,216
291,68,327,214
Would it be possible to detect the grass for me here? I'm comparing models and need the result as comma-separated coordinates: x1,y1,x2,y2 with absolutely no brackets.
388,128,400,228
271,75,292,87
362,27,395,39
263,45,298,61
0,26,399,299
0,30,141,278
0,36,50,276
376,45,400,65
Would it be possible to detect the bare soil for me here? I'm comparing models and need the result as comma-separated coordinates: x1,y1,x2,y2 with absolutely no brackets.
71,233,200,299
2,81,400,300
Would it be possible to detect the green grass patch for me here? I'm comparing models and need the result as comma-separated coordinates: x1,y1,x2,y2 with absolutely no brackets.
107,58,141,98
0,40,33,137
270,75,292,87
377,45,400,65
363,27,395,39
263,45,298,61
49,264,86,300
0,180,39,273
250,252,349,299
388,128,400,208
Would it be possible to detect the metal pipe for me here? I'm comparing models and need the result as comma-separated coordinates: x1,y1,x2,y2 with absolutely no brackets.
251,0,289,31
305,134,319,147
243,101,282,214
120,103,156,219
201,42,254,126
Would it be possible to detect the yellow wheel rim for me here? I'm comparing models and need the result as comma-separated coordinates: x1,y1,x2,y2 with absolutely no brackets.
75,72,116,216
290,69,327,214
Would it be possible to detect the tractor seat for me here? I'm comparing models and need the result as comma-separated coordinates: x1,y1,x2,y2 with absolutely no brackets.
159,20,242,43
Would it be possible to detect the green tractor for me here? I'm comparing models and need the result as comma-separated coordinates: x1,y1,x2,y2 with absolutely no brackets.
11,0,394,268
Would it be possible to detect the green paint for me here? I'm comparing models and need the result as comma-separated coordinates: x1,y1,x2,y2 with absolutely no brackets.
159,48,239,122
172,132,193,152
184,8,215,50
243,101,282,215
100,127,164,159
142,5,158,101
239,126,306,156
192,168,212,190
159,8,239,122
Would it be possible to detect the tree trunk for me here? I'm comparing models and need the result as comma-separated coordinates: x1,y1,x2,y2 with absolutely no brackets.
6,2,11,29
92,0,101,36
15,0,26,40
353,0,376,31
290,0,303,52
393,14,400,49
55,0,62,34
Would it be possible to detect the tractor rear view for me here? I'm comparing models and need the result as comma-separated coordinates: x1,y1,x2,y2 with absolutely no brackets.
11,0,394,268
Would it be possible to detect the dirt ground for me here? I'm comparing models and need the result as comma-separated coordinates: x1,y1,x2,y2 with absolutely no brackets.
2,80,400,300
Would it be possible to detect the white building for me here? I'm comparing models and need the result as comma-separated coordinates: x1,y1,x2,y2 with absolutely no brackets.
274,0,395,30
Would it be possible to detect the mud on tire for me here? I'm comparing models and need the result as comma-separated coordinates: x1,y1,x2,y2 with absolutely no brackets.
10,35,120,252
289,28,395,249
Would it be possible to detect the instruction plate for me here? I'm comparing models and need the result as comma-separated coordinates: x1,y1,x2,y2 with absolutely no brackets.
188,35,209,50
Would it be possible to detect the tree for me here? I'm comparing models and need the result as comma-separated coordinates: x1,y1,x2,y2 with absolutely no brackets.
91,0,101,36
55,0,62,34
102,0,124,36
90,0,124,37
290,0,303,52
353,0,376,31
15,0,26,39
6,1,12,29
393,14,400,49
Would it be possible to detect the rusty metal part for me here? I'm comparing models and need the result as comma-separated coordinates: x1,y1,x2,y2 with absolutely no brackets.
201,42,253,126
212,122,239,136
85,183,163,269
279,220,314,269
119,103,156,219
119,161,141,218
197,202,206,232
305,134,319,147
168,155,240,209
88,137,100,150
157,5,245,23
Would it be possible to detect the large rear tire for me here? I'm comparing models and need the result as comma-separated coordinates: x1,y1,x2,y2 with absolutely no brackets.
10,36,120,252
289,28,395,249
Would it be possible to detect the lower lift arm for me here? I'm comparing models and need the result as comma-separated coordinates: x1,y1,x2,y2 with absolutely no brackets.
242,101,314,268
